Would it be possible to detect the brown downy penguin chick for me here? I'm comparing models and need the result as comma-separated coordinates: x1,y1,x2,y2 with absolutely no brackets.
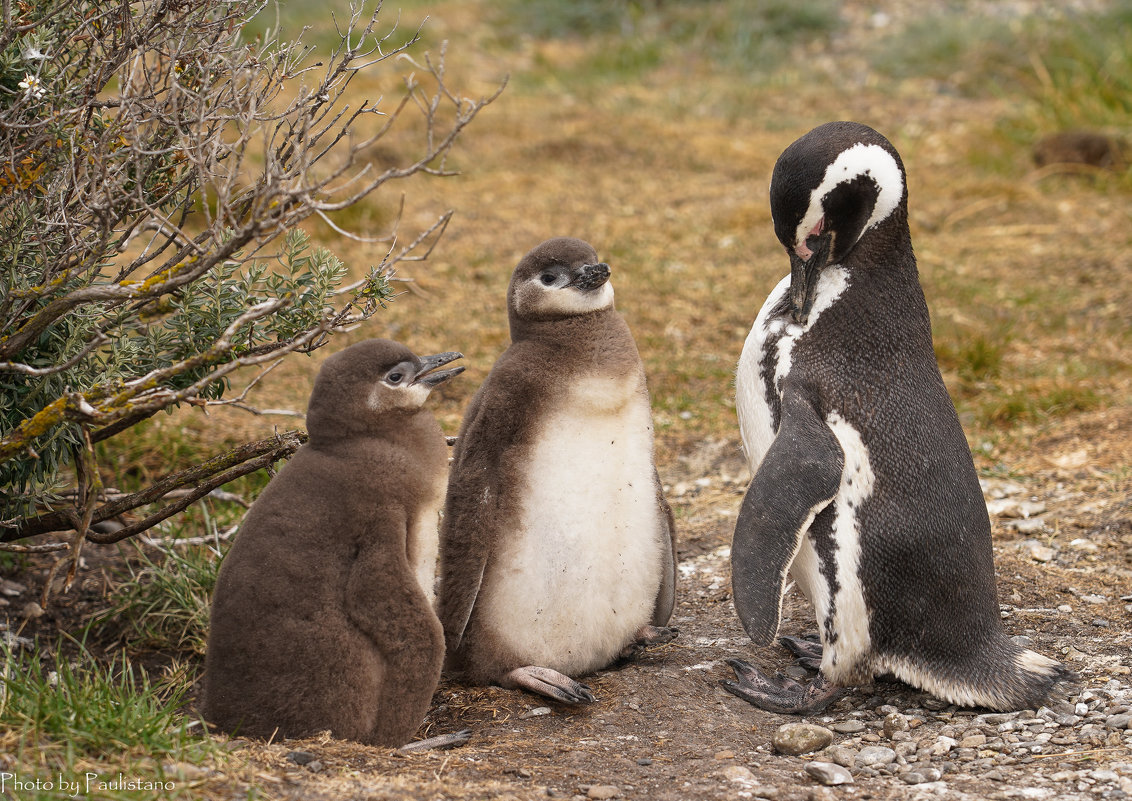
202,338,466,747
438,237,678,704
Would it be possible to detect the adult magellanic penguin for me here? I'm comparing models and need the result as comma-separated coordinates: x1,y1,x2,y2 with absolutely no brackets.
724,121,1070,714
203,339,468,748
438,237,678,704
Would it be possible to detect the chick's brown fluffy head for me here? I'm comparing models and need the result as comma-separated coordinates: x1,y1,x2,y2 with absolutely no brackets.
305,338,461,440
508,237,614,323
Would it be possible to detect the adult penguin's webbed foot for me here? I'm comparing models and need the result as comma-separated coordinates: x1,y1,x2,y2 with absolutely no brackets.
720,658,845,715
779,633,823,671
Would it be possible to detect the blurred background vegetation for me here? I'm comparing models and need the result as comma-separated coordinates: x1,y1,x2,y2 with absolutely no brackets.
2,0,1129,797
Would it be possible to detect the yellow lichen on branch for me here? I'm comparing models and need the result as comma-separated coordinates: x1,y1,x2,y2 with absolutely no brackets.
0,394,100,464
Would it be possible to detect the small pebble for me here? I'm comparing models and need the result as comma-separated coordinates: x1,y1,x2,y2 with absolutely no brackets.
883,712,910,737
1010,518,1048,534
894,741,918,760
804,762,854,786
773,723,834,756
1105,714,1131,730
720,765,758,788
0,579,26,597
586,786,619,800
286,750,316,765
929,736,957,756
830,721,866,734
162,762,210,780
521,707,552,720
855,745,897,767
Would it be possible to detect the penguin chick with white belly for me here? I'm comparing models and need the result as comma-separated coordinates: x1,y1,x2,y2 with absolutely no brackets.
724,122,1071,714
438,237,678,704
203,339,467,747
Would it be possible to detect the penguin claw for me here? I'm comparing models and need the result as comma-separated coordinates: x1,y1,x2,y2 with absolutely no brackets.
722,658,845,715
397,728,473,753
618,625,680,660
636,625,679,646
502,665,596,705
778,634,824,661
724,657,760,681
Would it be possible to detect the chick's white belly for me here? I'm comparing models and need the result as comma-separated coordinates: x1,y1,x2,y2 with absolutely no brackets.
483,402,663,675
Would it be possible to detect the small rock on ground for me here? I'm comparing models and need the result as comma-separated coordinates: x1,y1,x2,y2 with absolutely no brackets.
855,745,897,767
773,723,834,756
805,761,854,786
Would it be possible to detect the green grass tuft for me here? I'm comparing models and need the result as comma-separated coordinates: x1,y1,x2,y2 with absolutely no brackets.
1013,2,1132,132
495,0,839,84
0,638,215,799
89,540,223,658
868,13,1018,92
3,647,187,758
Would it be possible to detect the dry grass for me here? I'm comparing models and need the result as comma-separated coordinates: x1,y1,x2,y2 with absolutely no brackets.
190,0,1131,473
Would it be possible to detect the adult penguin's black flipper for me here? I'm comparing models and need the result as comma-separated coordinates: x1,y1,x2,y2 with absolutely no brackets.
730,387,843,646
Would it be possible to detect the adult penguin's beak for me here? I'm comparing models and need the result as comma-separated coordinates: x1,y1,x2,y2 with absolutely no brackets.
789,229,832,326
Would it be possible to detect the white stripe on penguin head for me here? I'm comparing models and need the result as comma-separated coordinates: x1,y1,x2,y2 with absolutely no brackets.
793,143,905,252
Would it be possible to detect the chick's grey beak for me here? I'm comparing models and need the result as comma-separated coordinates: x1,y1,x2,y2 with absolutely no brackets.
570,262,611,291
414,351,464,387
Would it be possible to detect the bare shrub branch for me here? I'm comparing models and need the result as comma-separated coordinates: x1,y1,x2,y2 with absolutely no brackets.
0,0,501,545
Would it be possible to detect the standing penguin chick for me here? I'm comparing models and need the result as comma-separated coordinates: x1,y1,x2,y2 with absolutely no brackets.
202,339,464,746
439,237,678,704
725,122,1070,714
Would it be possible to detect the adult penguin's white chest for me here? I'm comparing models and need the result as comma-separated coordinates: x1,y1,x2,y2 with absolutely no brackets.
481,372,664,675
735,268,850,471
734,267,851,607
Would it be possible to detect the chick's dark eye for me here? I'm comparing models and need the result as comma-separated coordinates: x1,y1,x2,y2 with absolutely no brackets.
386,371,404,384
539,273,556,286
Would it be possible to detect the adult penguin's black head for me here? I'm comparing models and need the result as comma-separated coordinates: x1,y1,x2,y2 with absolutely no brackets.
770,121,909,325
